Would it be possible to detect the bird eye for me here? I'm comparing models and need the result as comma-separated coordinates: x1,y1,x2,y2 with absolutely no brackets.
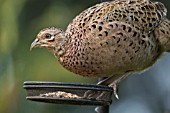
44,33,51,39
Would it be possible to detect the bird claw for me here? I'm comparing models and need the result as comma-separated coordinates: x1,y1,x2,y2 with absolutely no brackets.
83,90,102,100
96,92,110,100
109,80,119,99
83,90,109,101
115,93,119,100
83,80,120,100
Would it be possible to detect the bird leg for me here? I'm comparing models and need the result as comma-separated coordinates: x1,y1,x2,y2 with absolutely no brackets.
97,75,121,99
83,73,130,100
83,75,118,100
107,73,130,99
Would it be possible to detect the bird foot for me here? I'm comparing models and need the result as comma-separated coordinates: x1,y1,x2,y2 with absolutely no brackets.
83,79,120,100
83,90,110,101
109,80,119,99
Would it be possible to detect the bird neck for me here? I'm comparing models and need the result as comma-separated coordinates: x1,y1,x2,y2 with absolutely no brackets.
52,33,67,59
55,45,66,57
48,42,66,63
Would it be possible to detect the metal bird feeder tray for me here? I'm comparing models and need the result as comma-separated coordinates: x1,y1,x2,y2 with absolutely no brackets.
23,81,113,106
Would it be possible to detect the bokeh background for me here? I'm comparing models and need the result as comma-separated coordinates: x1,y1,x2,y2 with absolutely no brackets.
0,0,170,113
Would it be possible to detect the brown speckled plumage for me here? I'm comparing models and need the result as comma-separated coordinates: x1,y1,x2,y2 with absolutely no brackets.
31,0,170,99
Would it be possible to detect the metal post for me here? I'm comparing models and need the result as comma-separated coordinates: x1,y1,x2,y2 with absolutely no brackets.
96,105,109,113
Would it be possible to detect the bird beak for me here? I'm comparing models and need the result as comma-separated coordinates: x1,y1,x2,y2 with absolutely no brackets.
30,39,40,51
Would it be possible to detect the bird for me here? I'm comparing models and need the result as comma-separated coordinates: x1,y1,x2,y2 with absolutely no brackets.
30,0,170,99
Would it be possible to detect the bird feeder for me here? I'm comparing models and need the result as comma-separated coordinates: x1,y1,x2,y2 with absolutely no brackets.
24,81,113,113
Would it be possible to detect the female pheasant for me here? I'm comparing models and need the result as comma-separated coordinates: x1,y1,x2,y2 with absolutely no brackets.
30,0,170,99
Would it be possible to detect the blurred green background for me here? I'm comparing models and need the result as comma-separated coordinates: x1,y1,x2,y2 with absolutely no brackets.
0,0,99,113
0,0,170,113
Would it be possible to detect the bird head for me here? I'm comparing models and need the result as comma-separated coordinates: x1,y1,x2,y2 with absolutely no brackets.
30,27,65,51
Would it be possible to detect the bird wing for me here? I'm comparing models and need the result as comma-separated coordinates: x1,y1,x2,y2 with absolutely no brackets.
85,20,144,52
65,0,166,56
83,20,160,74
70,0,166,33
66,0,167,42
102,0,167,33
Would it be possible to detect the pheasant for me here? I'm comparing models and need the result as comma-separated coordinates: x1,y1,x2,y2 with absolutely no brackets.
30,0,170,99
